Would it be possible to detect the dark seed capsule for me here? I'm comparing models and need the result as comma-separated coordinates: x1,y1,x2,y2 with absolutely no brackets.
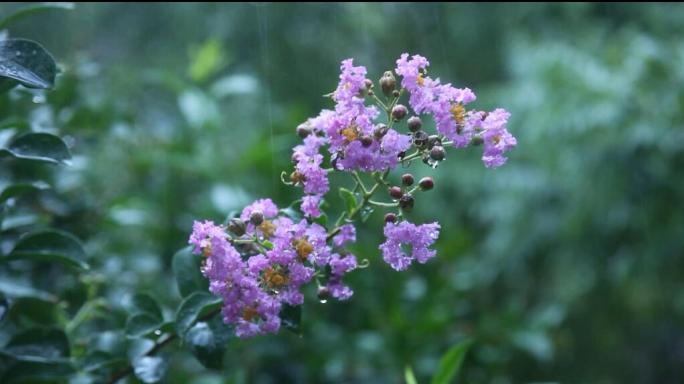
384,212,397,223
389,186,403,199
413,131,429,149
401,173,414,186
249,210,264,226
399,194,415,212
228,218,246,236
373,124,389,140
391,104,408,121
392,90,400,98
407,116,422,132
317,286,330,301
428,135,442,148
419,177,434,191
360,135,373,147
430,145,445,161
296,123,312,138
364,78,374,89
379,71,396,97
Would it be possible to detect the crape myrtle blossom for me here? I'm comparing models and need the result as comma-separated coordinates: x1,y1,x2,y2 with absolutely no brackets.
189,53,516,337
189,198,357,338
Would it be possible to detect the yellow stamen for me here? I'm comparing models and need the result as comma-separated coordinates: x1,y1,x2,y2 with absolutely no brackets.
263,267,289,289
202,245,212,257
242,306,259,321
290,171,305,185
340,125,358,142
450,104,465,125
293,237,314,261
258,220,276,238
416,74,425,86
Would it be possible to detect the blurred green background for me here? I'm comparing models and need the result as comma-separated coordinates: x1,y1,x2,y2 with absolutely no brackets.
2,2,684,383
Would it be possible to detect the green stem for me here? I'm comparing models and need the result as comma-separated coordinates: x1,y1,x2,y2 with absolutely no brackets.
368,200,397,207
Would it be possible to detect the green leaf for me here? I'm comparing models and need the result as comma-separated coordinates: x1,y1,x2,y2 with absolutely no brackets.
0,132,71,164
2,328,70,362
280,304,301,334
80,351,126,373
132,356,167,383
131,293,163,320
0,182,50,205
0,360,75,383
279,206,302,222
188,38,228,83
184,317,231,369
405,365,418,384
339,187,358,215
0,3,74,30
0,38,58,89
175,292,221,337
7,229,89,270
0,276,57,302
430,340,472,384
172,246,207,298
7,298,64,327
125,313,164,339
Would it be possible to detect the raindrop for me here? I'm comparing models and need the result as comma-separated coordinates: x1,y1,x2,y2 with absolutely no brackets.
154,330,162,336
32,94,46,104
319,298,328,304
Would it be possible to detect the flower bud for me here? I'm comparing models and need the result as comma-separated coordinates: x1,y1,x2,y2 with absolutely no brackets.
317,286,330,302
379,71,396,97
392,90,400,98
471,135,484,146
364,78,373,89
428,135,442,148
399,194,414,212
249,210,264,226
296,123,312,138
430,145,445,161
391,104,408,121
389,186,403,199
407,116,422,132
373,124,389,140
360,135,373,147
401,173,414,186
413,131,429,149
384,212,397,223
419,177,434,191
228,218,246,236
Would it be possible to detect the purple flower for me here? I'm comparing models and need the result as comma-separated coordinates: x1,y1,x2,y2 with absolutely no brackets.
188,220,226,255
240,198,279,222
333,224,356,247
477,108,516,168
379,221,441,271
301,194,322,218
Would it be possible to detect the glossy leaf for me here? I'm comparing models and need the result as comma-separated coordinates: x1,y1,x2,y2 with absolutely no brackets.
0,132,71,164
430,340,471,384
184,317,231,369
2,328,70,362
0,182,50,205
339,187,358,215
280,304,301,334
172,246,207,298
175,292,221,337
131,293,163,320
0,3,75,30
0,38,57,89
132,356,167,383
7,229,89,270
125,313,164,339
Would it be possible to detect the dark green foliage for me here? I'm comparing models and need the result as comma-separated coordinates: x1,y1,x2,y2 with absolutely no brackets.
1,3,683,384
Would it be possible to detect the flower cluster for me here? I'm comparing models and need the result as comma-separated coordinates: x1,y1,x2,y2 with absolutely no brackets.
190,53,516,337
190,199,356,338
